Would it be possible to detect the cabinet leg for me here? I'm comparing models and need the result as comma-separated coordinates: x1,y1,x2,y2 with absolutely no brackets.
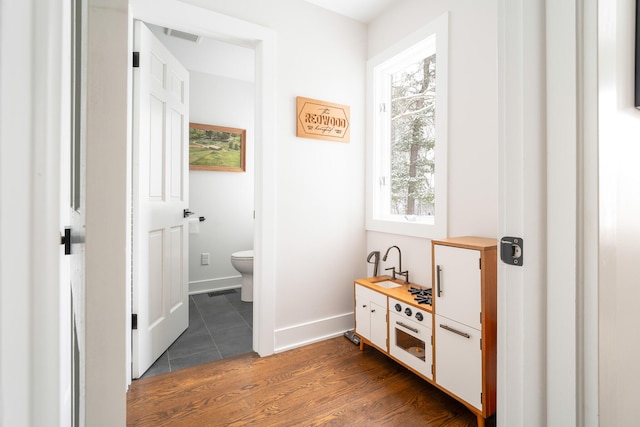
359,341,364,351
476,414,485,427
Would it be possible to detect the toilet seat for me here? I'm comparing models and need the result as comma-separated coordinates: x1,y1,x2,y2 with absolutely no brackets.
231,250,253,260
230,250,253,302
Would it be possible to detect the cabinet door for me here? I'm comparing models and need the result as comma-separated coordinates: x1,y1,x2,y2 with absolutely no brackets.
355,291,371,340
369,301,387,350
355,285,387,346
434,244,481,329
435,314,482,409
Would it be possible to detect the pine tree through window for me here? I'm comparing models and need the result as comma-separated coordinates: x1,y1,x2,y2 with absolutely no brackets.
390,54,436,218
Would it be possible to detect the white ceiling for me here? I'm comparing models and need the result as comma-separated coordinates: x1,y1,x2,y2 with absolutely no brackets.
303,0,400,23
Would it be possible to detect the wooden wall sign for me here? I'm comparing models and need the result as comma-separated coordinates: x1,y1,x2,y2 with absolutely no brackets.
296,96,350,143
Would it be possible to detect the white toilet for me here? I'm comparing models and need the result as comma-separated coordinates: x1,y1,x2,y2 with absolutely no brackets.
230,250,254,302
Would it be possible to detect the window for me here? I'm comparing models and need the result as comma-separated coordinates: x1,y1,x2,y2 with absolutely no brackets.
366,14,448,239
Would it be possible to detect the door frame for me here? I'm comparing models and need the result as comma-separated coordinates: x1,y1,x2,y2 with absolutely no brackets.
128,0,277,378
497,0,599,425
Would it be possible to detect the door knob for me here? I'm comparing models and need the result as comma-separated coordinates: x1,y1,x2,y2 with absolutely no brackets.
183,209,194,218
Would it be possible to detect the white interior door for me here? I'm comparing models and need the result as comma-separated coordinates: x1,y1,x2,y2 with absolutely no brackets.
56,0,85,424
132,20,190,378
65,0,86,423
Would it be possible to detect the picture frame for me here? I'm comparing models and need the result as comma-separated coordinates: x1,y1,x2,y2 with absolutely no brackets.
189,123,246,172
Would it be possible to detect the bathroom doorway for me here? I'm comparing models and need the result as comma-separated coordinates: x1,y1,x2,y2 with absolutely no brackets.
139,23,257,378
130,0,277,382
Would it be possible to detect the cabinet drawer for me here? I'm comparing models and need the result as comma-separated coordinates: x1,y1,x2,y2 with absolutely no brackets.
435,315,482,410
355,284,387,308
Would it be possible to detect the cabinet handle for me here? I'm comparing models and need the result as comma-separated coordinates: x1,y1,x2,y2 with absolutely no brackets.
396,321,419,334
436,265,442,297
439,323,470,339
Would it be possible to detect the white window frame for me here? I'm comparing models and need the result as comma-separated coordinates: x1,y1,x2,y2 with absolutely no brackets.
366,13,448,239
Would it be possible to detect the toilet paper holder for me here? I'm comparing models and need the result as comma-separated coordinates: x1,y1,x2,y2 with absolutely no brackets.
185,207,206,223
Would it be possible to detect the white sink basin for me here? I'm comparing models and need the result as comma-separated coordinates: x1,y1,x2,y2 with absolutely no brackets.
374,280,402,289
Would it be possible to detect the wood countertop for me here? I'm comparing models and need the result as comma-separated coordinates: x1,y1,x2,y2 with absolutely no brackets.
431,236,497,250
354,275,432,313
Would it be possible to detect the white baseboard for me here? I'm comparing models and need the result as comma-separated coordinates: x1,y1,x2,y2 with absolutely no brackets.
274,312,355,353
189,276,241,295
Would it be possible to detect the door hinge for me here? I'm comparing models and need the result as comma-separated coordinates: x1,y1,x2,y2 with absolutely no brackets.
481,392,483,403
480,311,482,324
132,313,138,330
379,103,387,112
133,51,140,68
479,257,482,270
480,338,482,350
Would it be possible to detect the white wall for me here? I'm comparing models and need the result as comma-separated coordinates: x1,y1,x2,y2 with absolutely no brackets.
189,71,255,293
366,0,499,288
85,1,129,424
147,23,255,82
598,0,640,423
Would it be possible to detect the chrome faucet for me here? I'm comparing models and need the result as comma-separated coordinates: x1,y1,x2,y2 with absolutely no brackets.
383,245,410,284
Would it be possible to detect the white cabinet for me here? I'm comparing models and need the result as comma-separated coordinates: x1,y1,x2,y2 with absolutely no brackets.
434,244,481,329
355,284,387,351
434,315,482,408
434,242,483,408
432,237,497,424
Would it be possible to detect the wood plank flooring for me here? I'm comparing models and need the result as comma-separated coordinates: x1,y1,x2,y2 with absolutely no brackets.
127,336,495,426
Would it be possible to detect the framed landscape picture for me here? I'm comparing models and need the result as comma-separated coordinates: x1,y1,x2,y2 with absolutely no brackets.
189,123,246,172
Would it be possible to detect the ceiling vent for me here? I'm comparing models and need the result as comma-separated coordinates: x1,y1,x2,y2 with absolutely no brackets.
164,27,202,43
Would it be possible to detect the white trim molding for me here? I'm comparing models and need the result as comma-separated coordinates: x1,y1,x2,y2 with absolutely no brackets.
188,277,241,295
497,0,548,425
366,13,449,240
274,312,354,353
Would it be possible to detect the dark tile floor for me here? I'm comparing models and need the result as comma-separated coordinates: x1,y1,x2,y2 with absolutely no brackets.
140,289,253,379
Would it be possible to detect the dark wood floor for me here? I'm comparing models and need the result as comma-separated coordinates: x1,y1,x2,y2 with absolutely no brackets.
127,336,495,426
